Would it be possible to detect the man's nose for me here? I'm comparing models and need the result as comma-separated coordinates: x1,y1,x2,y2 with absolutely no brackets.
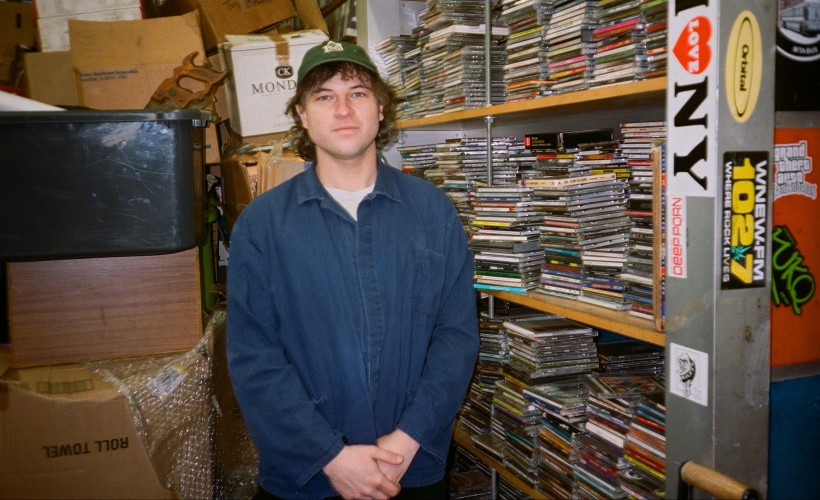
335,96,353,116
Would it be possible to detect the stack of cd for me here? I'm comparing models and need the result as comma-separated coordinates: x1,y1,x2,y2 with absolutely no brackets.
574,140,630,180
440,41,508,113
573,374,664,499
523,376,589,498
470,185,544,292
561,140,632,310
502,316,601,379
544,0,600,93
510,138,542,182
596,339,664,375
500,0,555,101
465,137,522,186
522,172,630,303
587,0,644,87
430,138,492,227
620,391,666,498
491,137,531,186
396,143,437,179
618,121,667,321
375,35,421,118
449,468,494,500
498,474,535,500
493,378,542,488
417,35,448,116
572,397,631,498
637,0,668,79
459,370,493,436
416,0,508,116
459,303,542,436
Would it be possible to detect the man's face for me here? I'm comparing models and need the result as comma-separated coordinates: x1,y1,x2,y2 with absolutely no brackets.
296,72,384,163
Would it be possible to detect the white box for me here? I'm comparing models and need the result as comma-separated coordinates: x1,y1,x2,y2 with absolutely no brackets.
219,29,328,137
34,0,143,18
37,7,144,52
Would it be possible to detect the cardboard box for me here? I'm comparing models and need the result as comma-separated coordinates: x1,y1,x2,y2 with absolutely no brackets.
34,0,145,18
66,11,222,164
221,150,306,230
219,29,327,137
22,51,79,106
37,7,144,52
6,248,203,368
159,0,297,53
0,363,174,498
68,10,205,110
0,1,36,45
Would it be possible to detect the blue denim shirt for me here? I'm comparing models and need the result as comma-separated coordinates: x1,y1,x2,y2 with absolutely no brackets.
226,160,479,498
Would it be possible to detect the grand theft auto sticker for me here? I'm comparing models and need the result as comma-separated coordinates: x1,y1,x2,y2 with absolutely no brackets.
725,11,763,123
721,152,769,289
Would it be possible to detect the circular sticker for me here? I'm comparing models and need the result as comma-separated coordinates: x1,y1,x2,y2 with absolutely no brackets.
777,2,820,62
725,11,763,123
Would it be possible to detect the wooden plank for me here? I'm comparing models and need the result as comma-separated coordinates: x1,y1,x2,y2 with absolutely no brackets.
398,78,667,130
7,248,202,367
484,290,664,346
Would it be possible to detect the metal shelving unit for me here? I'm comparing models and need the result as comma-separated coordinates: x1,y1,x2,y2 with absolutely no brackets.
359,0,774,497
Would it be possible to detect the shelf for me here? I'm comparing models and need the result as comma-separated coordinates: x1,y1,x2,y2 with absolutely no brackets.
397,78,667,130
483,289,664,346
452,426,545,499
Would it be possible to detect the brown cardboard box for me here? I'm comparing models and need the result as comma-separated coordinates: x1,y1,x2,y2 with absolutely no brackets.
37,6,144,52
0,363,174,499
0,1,36,45
22,51,79,106
221,150,306,230
6,248,203,368
67,11,222,164
68,10,205,110
160,0,297,53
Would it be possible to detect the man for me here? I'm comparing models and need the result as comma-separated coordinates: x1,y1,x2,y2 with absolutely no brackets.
227,40,479,499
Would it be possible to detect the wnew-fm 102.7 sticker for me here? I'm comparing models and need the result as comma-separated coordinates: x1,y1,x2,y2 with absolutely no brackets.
721,151,769,289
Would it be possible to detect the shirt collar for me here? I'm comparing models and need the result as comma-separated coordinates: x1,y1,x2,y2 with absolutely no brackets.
295,158,404,206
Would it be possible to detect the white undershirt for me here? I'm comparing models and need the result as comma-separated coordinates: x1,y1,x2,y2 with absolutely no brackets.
325,184,375,221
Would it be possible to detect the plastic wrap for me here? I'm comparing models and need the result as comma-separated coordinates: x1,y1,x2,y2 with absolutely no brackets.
85,309,259,499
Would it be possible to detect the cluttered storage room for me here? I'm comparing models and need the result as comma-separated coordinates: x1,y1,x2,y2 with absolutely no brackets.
1,0,818,499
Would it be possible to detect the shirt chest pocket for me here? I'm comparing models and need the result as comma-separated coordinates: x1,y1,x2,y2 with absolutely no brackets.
411,246,446,318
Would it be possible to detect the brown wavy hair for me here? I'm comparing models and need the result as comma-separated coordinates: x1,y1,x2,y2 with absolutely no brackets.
285,61,398,161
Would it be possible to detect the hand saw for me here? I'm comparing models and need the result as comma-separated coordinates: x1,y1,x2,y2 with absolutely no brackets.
146,51,229,113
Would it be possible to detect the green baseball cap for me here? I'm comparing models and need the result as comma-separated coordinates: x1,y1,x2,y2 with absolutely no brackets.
297,40,379,84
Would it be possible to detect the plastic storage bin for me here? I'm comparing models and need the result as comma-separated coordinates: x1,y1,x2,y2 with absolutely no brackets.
0,109,210,259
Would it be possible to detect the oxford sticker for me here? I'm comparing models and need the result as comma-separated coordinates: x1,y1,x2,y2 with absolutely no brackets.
721,152,769,289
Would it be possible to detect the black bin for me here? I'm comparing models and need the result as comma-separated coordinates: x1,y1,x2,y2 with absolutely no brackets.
0,109,211,259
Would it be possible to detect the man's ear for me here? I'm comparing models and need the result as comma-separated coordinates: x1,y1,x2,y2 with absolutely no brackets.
296,104,307,126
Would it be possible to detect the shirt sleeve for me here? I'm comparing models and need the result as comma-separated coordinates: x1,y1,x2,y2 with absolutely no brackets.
396,202,480,461
226,212,345,490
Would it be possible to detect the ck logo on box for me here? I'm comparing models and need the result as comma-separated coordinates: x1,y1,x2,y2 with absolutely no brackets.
276,65,294,78
251,73,296,94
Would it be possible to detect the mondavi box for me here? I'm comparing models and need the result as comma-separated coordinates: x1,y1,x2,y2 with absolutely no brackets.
0,109,210,259
219,29,328,137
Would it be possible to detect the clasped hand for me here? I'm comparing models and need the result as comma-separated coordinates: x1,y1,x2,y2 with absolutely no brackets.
323,430,420,499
